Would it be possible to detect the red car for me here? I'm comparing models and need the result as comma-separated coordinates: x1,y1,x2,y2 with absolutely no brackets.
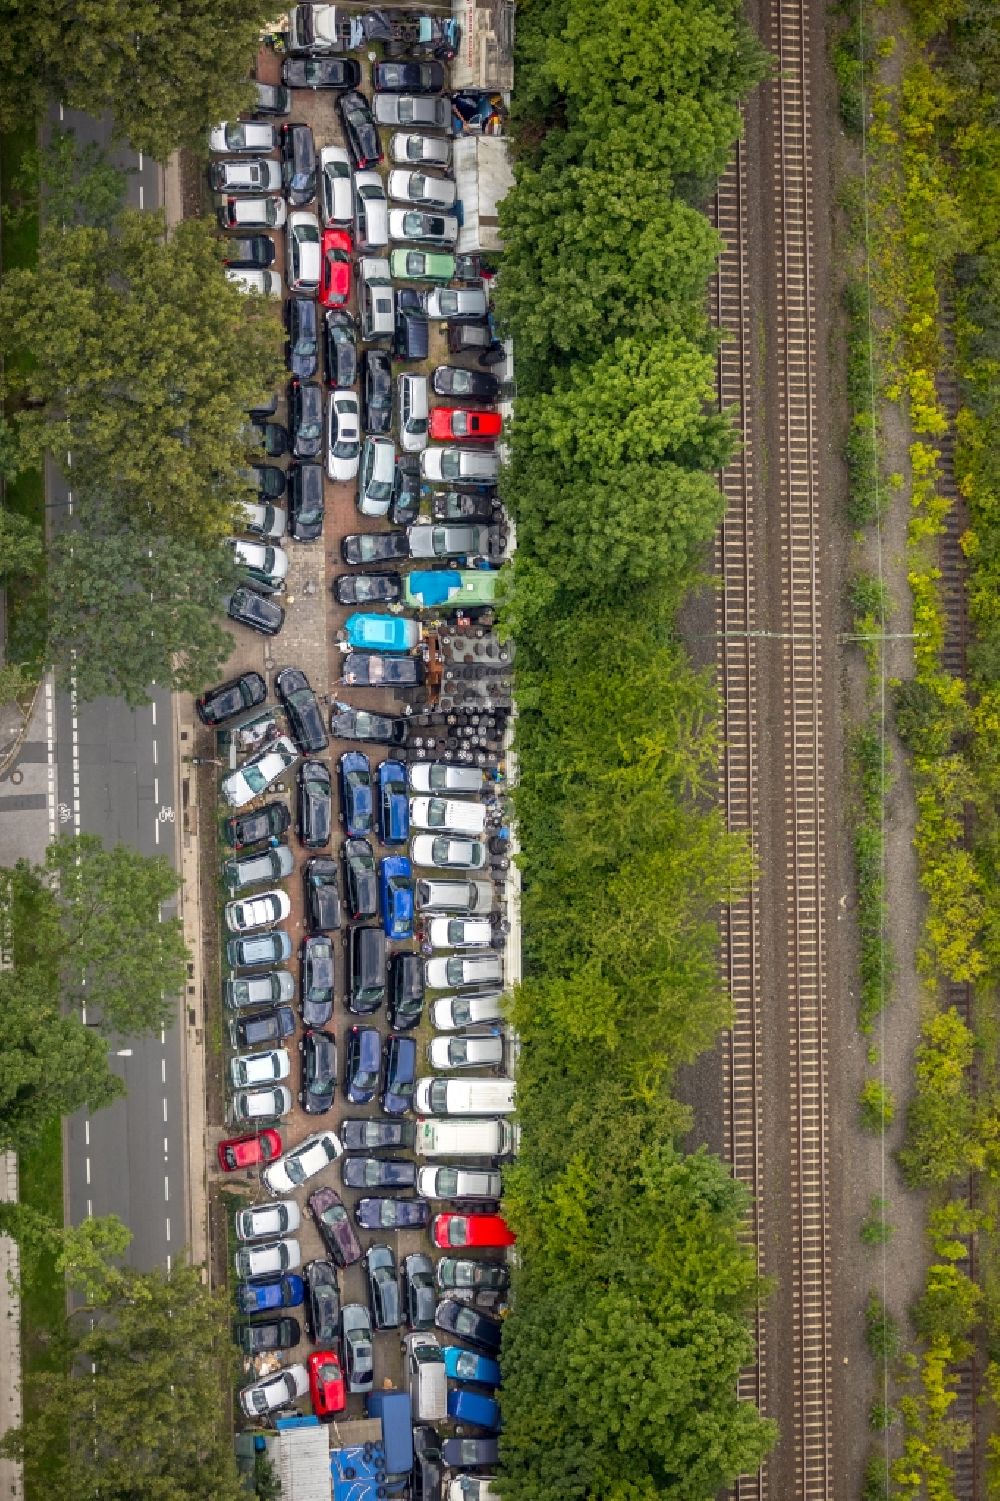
428,407,503,443
217,1128,282,1173
308,1348,346,1419
319,227,352,308
432,1213,516,1250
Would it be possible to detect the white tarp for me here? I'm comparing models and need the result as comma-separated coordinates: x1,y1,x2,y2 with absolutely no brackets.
454,135,514,253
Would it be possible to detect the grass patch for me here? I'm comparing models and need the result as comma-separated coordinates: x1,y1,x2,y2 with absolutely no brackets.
18,1115,68,1492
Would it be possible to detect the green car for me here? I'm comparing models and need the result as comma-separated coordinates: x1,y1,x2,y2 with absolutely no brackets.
389,248,457,282
404,568,499,610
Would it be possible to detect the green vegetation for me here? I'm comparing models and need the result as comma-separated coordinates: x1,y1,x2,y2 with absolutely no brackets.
494,0,774,1494
865,1292,902,1361
859,1077,895,1132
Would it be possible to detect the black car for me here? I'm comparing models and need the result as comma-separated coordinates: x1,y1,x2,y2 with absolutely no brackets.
365,1244,400,1331
341,653,426,688
401,1252,436,1330
338,90,382,170
346,926,386,1015
230,1004,295,1051
391,453,422,526
285,296,319,380
439,1437,500,1470
304,857,342,932
340,532,410,567
395,287,428,362
300,1027,337,1114
251,418,289,457
300,935,335,1025
329,706,408,746
381,1033,417,1115
282,55,362,89
195,670,267,727
224,800,291,850
333,571,402,606
297,758,333,848
436,1258,510,1294
324,309,358,389
280,121,317,205
340,1118,416,1152
303,1258,341,1345
223,235,276,269
338,750,373,836
373,60,446,93
309,1186,363,1268
434,1298,502,1355
388,952,425,1030
242,463,286,500
341,1156,417,1191
253,81,292,115
355,1197,430,1232
362,350,393,434
228,586,285,636
341,838,378,920
432,366,501,402
287,462,325,543
413,1438,445,1501
432,490,500,524
289,380,324,460
344,1024,380,1105
233,1315,300,1355
276,666,329,753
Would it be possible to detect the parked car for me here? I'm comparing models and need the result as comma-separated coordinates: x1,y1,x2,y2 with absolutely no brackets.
287,461,325,542
357,435,396,518
235,1199,301,1242
309,1185,362,1267
304,856,342,932
298,758,333,848
410,797,487,836
280,121,317,205
224,800,291,852
390,247,456,282
289,379,324,459
363,349,393,433
300,1027,337,1115
238,500,287,541
340,1118,416,1152
388,952,425,1030
263,1129,343,1196
425,915,493,950
236,1272,304,1316
359,254,394,341
216,194,287,231
427,1034,504,1071
225,266,283,297
342,1155,416,1190
338,751,373,837
388,169,456,210
432,366,501,402
276,666,328,753
303,1257,341,1344
253,81,292,116
282,55,361,89
342,1303,374,1392
285,295,319,379
340,531,409,567
319,225,352,308
227,585,285,637
365,1243,400,1330
324,307,357,387
436,1258,509,1294
429,407,502,442
425,953,502,990
342,837,378,920
300,934,335,1025
344,1025,380,1105
432,1214,515,1251
398,372,429,452
354,168,389,249
230,1083,294,1123
242,461,287,499
380,856,415,940
229,1003,295,1051
327,388,361,481
234,1237,302,1281
230,537,290,593
424,287,489,322
378,760,409,846
318,143,353,227
338,90,383,170
345,613,419,653
414,876,494,914
329,705,409,745
239,1363,309,1419
373,60,446,93
431,491,499,524
410,764,485,797
434,1297,503,1355
224,969,295,1011
395,286,429,361
355,1197,430,1231
410,834,487,871
400,1252,437,1330
447,1388,501,1433
210,157,282,194
447,320,506,365
440,1437,500,1471
224,889,292,935
226,930,294,970
381,1033,417,1114
286,209,322,293
390,131,452,167
430,991,504,1030
217,1127,282,1173
418,1165,502,1202
421,449,499,487
388,208,458,246
373,95,450,130
196,670,267,727
346,926,387,1013
407,523,492,559
341,653,426,689
443,1347,501,1391
308,1348,347,1419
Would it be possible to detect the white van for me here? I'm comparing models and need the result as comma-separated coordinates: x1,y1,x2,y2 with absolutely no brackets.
410,796,486,836
405,1331,447,1421
414,1117,519,1158
414,1077,515,1117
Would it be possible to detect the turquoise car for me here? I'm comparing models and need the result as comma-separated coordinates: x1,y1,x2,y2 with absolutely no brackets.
344,613,420,652
403,569,498,610
443,1345,501,1390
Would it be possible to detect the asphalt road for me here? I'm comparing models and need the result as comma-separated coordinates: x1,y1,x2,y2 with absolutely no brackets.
51,105,187,1273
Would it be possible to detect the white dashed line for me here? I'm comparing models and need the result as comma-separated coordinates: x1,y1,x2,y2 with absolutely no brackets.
153,777,159,803
163,1136,169,1155
85,1158,90,1185
161,1058,166,1084
163,1176,169,1203
164,1219,171,1243
86,1199,92,1219
138,183,144,209
152,739,158,765
151,703,157,727
162,1099,168,1123
84,1120,90,1146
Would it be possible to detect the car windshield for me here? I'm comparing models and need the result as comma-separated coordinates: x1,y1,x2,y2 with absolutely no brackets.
265,201,282,226
426,798,449,828
438,1168,458,1194
450,1040,468,1064
297,221,320,244
455,1353,477,1379
242,765,267,794
355,1066,378,1090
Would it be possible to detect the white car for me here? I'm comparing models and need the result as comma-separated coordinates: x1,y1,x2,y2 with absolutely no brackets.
390,132,452,168
424,286,489,321
229,538,290,588
408,763,486,796
398,373,428,454
357,435,396,518
319,144,354,225
410,796,486,836
426,1035,505,1072
234,1199,302,1242
432,992,504,1031
239,501,287,541
407,523,492,561
420,448,499,485
230,1084,294,1123
373,95,451,130
414,877,495,914
425,953,503,990
221,735,298,809
239,1363,309,1420
210,121,277,154
224,889,292,935
327,389,361,481
388,208,458,246
447,1479,499,1501
217,195,287,230
286,210,322,293
426,917,493,951
225,267,283,298
418,1164,502,1200
263,1128,343,1197
387,169,456,210
211,158,282,194
411,835,486,872
228,1047,291,1090
354,169,389,249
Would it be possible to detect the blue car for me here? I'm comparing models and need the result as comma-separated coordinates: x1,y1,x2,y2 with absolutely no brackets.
345,1024,381,1106
443,1346,501,1390
344,612,420,653
338,750,373,836
235,1273,305,1316
447,1386,501,1432
381,1033,416,1116
377,759,409,846
379,855,414,940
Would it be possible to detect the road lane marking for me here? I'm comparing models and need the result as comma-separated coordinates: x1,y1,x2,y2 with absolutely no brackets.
163,1175,169,1202
165,1218,171,1242
162,1099,168,1123
85,1158,90,1185
45,677,57,840
84,1120,89,1146
161,1059,166,1084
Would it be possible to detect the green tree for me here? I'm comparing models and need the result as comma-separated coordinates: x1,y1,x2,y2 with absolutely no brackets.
0,1,275,162
0,507,44,583
0,1203,132,1300
0,211,282,538
14,128,130,229
0,1261,245,1500
899,1008,980,1186
46,504,240,704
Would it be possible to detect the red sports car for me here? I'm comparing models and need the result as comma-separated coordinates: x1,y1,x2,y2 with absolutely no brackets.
432,1213,516,1250
217,1127,282,1172
308,1348,347,1418
427,407,503,443
319,227,352,308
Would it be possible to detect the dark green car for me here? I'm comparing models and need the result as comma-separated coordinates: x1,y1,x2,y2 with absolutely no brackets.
232,1316,300,1355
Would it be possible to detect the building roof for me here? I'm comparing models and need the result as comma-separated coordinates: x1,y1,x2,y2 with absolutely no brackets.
270,1420,331,1501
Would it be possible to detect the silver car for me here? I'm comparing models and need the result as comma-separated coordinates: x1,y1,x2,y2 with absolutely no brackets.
424,286,489,321
239,1363,309,1419
407,523,491,560
319,144,354,225
327,389,361,482
230,1084,294,1122
357,435,396,518
426,1034,505,1071
224,969,296,1010
420,448,499,486
388,208,458,246
373,95,451,129
417,1164,502,1199
387,170,456,210
390,132,452,167
229,1048,291,1090
209,121,277,154
209,157,282,194
234,1199,302,1241
222,844,294,892
354,169,389,249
